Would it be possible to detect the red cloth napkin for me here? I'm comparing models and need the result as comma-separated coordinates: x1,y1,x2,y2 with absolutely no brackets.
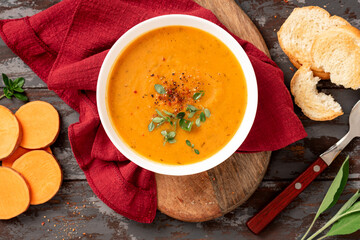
0,0,306,223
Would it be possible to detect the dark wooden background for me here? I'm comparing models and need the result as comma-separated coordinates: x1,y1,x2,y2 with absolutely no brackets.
0,0,359,239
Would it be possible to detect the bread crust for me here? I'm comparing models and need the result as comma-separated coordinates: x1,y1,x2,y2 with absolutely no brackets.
311,25,360,90
288,55,331,80
278,6,349,80
290,65,343,121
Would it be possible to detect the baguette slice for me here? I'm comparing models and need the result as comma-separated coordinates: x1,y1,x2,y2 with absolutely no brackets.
311,25,360,90
291,65,343,121
278,6,349,79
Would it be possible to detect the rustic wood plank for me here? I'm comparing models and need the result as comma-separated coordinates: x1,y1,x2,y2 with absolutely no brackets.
194,0,270,56
0,0,61,89
0,0,359,238
0,180,359,239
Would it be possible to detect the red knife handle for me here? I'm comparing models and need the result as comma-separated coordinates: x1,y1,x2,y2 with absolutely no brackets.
247,157,328,234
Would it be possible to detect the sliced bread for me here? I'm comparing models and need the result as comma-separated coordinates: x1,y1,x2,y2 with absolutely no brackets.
311,25,360,90
290,65,343,121
278,6,349,79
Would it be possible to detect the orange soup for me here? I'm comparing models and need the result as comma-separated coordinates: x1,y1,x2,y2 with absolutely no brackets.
106,26,247,165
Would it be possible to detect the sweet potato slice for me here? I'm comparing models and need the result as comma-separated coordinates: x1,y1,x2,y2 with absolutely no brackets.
2,146,52,168
12,150,62,205
0,167,30,219
15,101,60,149
0,105,22,160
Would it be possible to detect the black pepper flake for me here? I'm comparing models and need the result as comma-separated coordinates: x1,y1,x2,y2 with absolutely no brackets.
150,74,154,77
172,72,175,75
151,94,154,98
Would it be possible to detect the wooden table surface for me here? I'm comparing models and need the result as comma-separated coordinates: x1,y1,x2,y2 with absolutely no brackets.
0,0,359,239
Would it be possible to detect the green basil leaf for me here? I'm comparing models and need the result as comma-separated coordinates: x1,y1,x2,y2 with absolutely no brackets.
204,109,211,118
4,88,12,99
155,109,165,118
193,91,204,100
156,121,165,128
13,87,25,93
186,105,197,112
148,121,155,132
2,73,10,88
162,110,174,117
168,131,176,139
186,140,191,147
180,119,193,132
176,112,185,119
194,149,200,154
188,111,196,118
161,130,167,136
196,118,201,127
200,112,206,122
152,117,164,123
154,84,166,94
8,79,14,89
168,139,176,144
14,77,25,88
14,93,28,102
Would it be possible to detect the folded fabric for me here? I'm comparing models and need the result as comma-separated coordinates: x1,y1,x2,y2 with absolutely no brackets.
0,0,307,223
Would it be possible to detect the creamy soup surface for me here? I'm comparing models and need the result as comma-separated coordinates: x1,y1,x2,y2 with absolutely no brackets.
106,26,247,165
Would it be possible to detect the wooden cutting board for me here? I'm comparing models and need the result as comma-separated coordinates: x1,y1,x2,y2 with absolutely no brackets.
156,0,271,222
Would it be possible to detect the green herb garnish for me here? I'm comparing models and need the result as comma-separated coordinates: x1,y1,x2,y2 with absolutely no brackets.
154,84,166,94
200,112,206,122
155,109,165,118
188,111,196,118
148,121,155,132
193,90,204,100
0,73,28,101
162,110,175,117
176,112,185,119
161,130,176,145
179,118,193,132
186,104,198,112
195,118,201,127
204,109,211,118
185,140,199,154
300,156,360,240
148,84,210,150
152,117,164,123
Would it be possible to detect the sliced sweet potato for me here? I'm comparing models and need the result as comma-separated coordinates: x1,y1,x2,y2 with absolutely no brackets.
15,101,60,149
0,167,30,219
12,150,62,205
2,146,52,168
0,105,22,160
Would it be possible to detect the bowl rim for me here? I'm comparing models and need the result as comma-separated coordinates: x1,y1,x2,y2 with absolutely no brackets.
96,14,258,176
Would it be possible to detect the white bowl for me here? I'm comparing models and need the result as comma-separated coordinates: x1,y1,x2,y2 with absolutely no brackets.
97,14,258,176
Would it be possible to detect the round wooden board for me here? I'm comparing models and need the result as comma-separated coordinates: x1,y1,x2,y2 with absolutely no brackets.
156,0,271,222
